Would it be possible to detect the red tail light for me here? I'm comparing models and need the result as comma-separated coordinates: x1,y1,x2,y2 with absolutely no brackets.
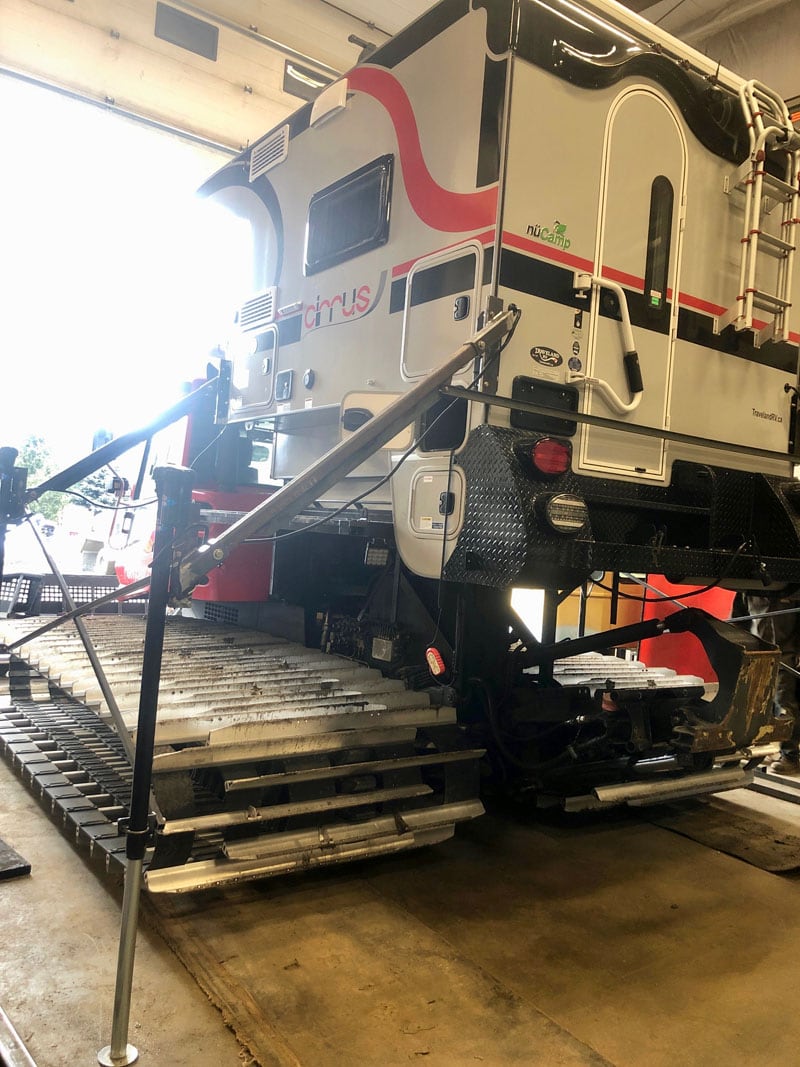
425,646,447,677
531,438,571,476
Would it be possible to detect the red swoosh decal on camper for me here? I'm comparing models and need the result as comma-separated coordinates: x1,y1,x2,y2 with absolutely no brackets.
347,67,497,232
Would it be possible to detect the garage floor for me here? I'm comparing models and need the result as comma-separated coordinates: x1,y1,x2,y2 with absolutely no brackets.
1,754,798,1067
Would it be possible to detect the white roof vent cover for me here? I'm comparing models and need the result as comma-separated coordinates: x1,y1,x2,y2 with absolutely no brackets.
237,288,278,331
249,125,289,181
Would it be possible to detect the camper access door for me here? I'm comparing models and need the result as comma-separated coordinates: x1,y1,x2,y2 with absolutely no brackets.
579,88,686,480
400,242,485,385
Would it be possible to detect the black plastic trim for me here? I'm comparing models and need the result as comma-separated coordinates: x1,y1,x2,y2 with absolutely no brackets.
197,165,285,289
369,0,469,69
516,0,749,164
391,248,494,313
305,154,394,276
477,56,509,187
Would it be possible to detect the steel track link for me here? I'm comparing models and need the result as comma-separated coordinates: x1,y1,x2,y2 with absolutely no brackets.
0,616,485,892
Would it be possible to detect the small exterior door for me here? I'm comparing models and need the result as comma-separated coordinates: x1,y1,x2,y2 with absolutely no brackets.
400,241,483,384
580,88,686,480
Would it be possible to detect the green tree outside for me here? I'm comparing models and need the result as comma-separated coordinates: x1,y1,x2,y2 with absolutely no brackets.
17,435,64,522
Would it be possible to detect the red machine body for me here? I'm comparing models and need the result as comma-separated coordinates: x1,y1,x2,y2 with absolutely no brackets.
192,488,274,603
638,577,735,682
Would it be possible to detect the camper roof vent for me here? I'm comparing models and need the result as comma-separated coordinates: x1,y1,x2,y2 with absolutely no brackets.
237,288,278,332
249,125,289,181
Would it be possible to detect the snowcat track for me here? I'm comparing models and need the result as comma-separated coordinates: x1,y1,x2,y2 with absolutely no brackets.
0,617,483,892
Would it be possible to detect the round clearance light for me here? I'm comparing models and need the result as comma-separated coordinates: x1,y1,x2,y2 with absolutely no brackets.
543,493,588,534
531,438,571,476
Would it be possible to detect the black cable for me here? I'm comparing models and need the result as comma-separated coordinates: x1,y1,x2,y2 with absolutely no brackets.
254,308,522,544
188,424,228,471
59,489,158,510
429,445,456,648
470,675,600,774
655,0,688,24
592,540,752,604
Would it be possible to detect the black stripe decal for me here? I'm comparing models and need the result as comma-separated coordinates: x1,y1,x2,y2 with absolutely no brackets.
369,0,469,69
499,247,798,370
198,167,285,290
499,248,584,309
515,1,748,165
390,248,495,314
390,277,406,314
678,308,798,373
368,0,517,71
477,56,508,188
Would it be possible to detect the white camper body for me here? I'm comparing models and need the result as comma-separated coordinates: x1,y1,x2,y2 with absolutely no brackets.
204,0,800,586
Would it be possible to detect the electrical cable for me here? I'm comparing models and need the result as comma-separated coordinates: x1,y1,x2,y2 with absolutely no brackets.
189,425,228,471
470,674,603,774
654,0,688,24
429,444,456,649
59,490,158,510
591,539,752,604
249,307,522,544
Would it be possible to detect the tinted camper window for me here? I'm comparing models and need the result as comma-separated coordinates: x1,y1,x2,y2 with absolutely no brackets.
305,155,393,275
645,175,674,313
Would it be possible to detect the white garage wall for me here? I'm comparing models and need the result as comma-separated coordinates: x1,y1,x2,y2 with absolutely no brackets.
1,0,384,150
692,0,800,101
6,0,796,155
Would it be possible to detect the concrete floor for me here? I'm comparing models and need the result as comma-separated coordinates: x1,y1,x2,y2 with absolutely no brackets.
2,754,800,1067
0,758,249,1067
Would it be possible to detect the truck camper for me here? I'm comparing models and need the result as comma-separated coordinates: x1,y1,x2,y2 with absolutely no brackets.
194,0,800,789
4,0,800,890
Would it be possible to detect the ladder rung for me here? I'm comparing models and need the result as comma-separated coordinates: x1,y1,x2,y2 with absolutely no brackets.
753,230,796,254
748,289,792,310
758,171,798,198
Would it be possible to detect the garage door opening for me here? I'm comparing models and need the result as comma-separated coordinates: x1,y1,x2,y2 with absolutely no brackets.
0,73,246,571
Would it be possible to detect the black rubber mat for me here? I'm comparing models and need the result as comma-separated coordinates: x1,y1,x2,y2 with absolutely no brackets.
650,797,800,872
0,837,30,880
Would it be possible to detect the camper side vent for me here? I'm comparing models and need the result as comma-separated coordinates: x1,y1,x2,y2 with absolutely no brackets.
249,125,289,181
237,288,278,331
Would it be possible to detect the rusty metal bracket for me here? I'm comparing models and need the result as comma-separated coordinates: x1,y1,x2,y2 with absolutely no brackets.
667,608,792,752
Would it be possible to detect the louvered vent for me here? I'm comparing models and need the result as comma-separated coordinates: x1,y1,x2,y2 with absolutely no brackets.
249,125,289,181
237,288,278,331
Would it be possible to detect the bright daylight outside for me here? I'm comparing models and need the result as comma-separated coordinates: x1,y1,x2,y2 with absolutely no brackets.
0,75,246,582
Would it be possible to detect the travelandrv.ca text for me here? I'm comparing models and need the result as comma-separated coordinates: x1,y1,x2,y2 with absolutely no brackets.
752,408,783,423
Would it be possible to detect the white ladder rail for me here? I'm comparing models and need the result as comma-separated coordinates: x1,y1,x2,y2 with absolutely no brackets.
717,80,800,345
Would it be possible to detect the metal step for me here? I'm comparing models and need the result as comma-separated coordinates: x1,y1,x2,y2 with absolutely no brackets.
749,288,792,311
760,170,798,199
755,229,796,256
0,616,484,892
725,164,798,201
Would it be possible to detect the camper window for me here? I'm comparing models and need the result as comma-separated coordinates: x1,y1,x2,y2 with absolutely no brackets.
305,155,393,275
644,175,674,317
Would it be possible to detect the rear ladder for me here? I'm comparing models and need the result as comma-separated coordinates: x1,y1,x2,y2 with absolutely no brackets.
717,80,800,346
